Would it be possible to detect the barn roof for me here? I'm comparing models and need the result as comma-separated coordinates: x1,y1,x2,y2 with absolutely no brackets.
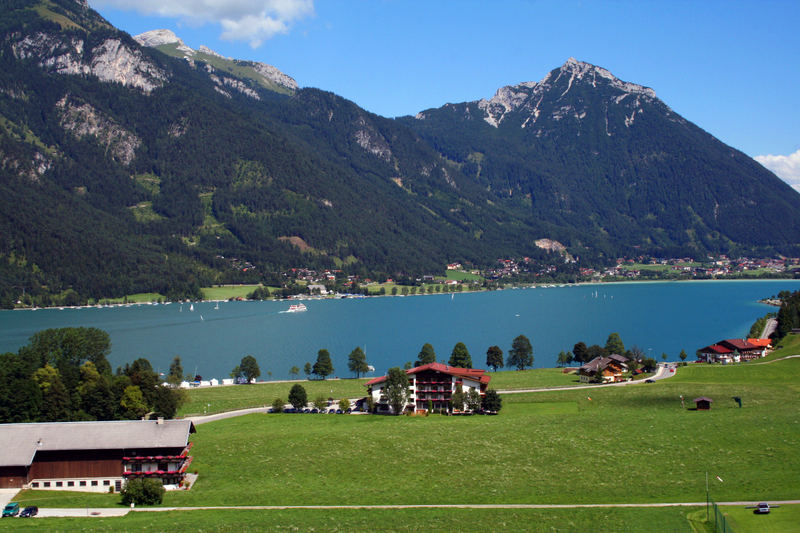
0,419,195,467
365,362,490,387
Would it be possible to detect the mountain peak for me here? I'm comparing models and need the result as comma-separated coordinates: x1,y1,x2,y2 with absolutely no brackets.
556,58,656,99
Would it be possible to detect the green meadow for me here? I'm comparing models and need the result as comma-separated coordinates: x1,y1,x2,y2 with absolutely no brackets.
8,346,800,531
0,507,700,532
178,379,370,416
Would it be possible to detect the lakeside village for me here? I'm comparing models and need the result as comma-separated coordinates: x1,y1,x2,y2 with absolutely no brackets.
238,254,800,300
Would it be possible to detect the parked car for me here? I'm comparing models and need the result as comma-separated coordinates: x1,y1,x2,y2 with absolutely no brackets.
19,506,38,518
2,502,19,517
645,379,655,383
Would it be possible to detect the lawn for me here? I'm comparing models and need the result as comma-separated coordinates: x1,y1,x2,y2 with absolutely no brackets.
488,367,582,389
178,379,370,416
9,359,799,531
717,503,800,532
0,507,701,532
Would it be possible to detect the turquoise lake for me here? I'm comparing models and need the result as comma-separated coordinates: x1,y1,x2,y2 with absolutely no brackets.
1,280,798,380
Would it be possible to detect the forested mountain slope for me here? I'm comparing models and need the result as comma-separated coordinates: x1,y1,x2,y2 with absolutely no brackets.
399,58,800,257
2,1,798,306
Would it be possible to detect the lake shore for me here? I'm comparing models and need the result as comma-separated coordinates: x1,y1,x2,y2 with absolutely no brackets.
12,276,795,311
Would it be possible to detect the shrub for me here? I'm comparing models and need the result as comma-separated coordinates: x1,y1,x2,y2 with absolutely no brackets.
271,397,284,412
120,478,165,505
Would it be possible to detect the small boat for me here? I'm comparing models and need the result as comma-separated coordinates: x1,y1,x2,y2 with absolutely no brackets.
214,302,220,310
189,303,194,312
286,303,307,313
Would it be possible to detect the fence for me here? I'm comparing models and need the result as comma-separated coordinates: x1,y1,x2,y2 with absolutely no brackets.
708,498,736,533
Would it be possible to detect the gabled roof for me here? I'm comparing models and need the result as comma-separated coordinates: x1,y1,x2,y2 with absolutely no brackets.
720,339,760,351
365,362,490,387
699,344,732,354
0,419,195,467
693,397,713,403
746,338,771,348
579,355,628,374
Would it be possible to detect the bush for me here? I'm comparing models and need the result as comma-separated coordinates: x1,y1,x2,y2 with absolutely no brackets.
271,397,284,413
120,478,165,505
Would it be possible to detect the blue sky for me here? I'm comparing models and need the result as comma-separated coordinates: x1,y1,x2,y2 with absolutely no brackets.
89,0,800,187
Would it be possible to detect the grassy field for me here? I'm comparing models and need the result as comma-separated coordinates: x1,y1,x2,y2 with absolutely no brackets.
8,356,799,531
178,379,370,416
0,507,702,532
717,503,800,532
178,368,583,417
488,367,582,389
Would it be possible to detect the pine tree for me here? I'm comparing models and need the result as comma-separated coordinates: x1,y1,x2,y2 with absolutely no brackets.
313,349,334,379
449,342,473,368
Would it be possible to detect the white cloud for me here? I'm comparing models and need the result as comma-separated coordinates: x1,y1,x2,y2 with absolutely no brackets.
754,149,800,193
91,0,314,47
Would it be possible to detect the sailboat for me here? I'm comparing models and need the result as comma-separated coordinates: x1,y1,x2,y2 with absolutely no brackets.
214,302,220,310
189,303,194,312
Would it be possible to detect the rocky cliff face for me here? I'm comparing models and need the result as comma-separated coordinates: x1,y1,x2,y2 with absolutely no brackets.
133,29,298,93
12,32,167,93
56,95,141,166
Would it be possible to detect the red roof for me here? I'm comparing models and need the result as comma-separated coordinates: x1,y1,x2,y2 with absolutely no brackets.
747,338,771,348
365,362,490,387
699,344,732,354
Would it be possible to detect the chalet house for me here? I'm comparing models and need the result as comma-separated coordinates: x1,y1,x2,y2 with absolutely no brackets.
696,339,769,364
365,362,490,413
578,354,629,383
0,419,195,491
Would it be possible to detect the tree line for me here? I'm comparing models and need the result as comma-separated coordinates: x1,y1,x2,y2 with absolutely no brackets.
0,327,186,423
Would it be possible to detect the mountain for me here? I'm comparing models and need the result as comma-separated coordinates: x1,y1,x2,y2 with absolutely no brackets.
1,1,799,306
398,57,800,257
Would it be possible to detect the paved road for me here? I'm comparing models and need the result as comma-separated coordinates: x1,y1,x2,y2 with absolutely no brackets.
31,500,800,517
497,363,674,395
760,317,778,339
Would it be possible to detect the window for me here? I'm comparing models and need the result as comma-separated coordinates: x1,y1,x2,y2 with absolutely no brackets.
103,480,110,486
43,482,50,487
67,481,74,487
56,481,63,487
31,482,39,488
80,481,86,487
91,480,98,486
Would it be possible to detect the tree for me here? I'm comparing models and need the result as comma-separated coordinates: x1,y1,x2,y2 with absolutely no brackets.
167,356,184,386
415,343,436,366
507,335,533,370
120,385,148,419
304,362,312,379
32,364,71,421
451,383,465,413
572,342,589,364
384,367,409,415
482,389,502,413
152,385,185,419
466,389,482,412
605,332,625,355
313,349,334,379
271,397,284,412
486,346,504,371
642,358,658,372
338,398,350,412
556,350,570,367
239,355,260,383
661,352,668,361
288,384,307,410
347,347,369,378
314,395,327,411
289,365,300,380
121,478,165,506
679,349,688,362
448,342,473,368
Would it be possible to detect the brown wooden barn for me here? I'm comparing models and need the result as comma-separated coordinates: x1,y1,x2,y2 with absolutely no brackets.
0,419,195,491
